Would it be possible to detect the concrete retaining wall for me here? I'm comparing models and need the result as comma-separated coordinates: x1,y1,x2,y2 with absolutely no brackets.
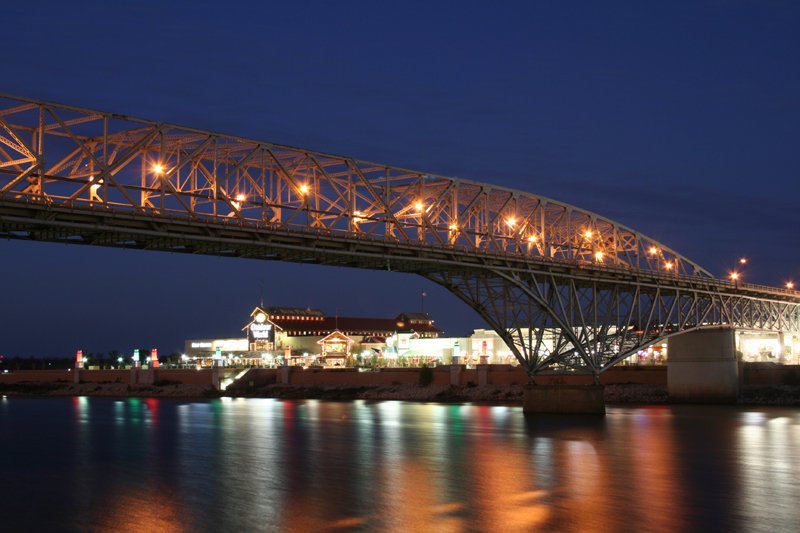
1,363,794,389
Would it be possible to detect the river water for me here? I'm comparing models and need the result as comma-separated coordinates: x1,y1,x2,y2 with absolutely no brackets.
1,396,799,533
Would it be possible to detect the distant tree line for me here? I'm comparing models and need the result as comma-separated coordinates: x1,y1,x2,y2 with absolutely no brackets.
0,350,183,371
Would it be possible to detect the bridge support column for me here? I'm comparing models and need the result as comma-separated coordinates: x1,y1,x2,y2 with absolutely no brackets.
522,384,606,414
279,365,292,385
131,368,155,386
450,364,462,386
668,328,738,403
477,364,489,386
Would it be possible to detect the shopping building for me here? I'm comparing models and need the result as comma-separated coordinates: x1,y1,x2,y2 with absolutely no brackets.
185,306,443,366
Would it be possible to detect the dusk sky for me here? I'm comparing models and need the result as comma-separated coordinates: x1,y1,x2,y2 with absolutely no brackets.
1,0,798,358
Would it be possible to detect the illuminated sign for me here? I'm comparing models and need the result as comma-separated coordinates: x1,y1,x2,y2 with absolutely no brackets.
248,320,275,345
250,323,273,339
191,342,213,349
214,339,248,351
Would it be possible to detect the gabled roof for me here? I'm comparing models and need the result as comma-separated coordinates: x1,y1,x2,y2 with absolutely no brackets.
317,330,354,344
242,308,282,332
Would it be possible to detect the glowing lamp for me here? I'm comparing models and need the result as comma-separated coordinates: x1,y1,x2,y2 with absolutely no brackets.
730,272,739,280
739,257,747,264
649,247,657,255
150,349,159,368
527,235,537,242
664,262,673,270
415,202,424,211
299,184,310,194
787,282,795,289
153,164,164,174
449,224,458,231
594,251,604,261
236,194,246,202
584,231,593,238
75,350,83,369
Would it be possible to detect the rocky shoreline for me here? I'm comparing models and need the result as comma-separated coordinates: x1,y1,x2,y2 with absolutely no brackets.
2,381,800,405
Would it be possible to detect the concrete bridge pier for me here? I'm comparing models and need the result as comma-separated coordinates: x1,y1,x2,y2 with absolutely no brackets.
522,384,606,414
667,328,738,403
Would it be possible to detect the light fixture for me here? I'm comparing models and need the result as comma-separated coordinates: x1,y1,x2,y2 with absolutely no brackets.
664,262,673,270
584,230,593,238
153,164,164,174
649,247,657,255
730,272,739,280
299,184,310,194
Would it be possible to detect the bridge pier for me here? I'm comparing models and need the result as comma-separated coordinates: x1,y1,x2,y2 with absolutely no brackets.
667,328,738,403
522,384,606,414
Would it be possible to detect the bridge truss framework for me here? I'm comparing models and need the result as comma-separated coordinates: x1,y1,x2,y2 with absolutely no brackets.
1,93,798,379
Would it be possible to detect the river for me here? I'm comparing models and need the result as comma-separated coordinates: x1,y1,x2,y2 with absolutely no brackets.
1,396,799,532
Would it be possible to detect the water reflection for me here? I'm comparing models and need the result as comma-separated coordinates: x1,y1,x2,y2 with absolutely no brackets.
2,399,800,532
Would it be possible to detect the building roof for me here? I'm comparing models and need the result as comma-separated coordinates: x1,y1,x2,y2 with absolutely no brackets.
257,306,326,319
248,306,442,337
271,316,440,336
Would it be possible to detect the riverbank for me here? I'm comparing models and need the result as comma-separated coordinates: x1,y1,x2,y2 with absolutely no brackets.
2,381,800,405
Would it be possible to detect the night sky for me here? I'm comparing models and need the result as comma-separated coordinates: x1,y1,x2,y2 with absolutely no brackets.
1,1,798,358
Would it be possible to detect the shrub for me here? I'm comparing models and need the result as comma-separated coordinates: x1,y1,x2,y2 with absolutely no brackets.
419,363,434,386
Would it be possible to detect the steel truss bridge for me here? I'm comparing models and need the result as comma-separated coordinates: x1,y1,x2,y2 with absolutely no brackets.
1,93,798,381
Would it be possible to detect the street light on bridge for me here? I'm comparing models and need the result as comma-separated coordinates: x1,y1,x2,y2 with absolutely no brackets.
787,282,795,290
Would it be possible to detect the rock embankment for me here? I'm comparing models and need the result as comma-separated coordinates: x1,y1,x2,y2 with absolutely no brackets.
2,381,799,405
